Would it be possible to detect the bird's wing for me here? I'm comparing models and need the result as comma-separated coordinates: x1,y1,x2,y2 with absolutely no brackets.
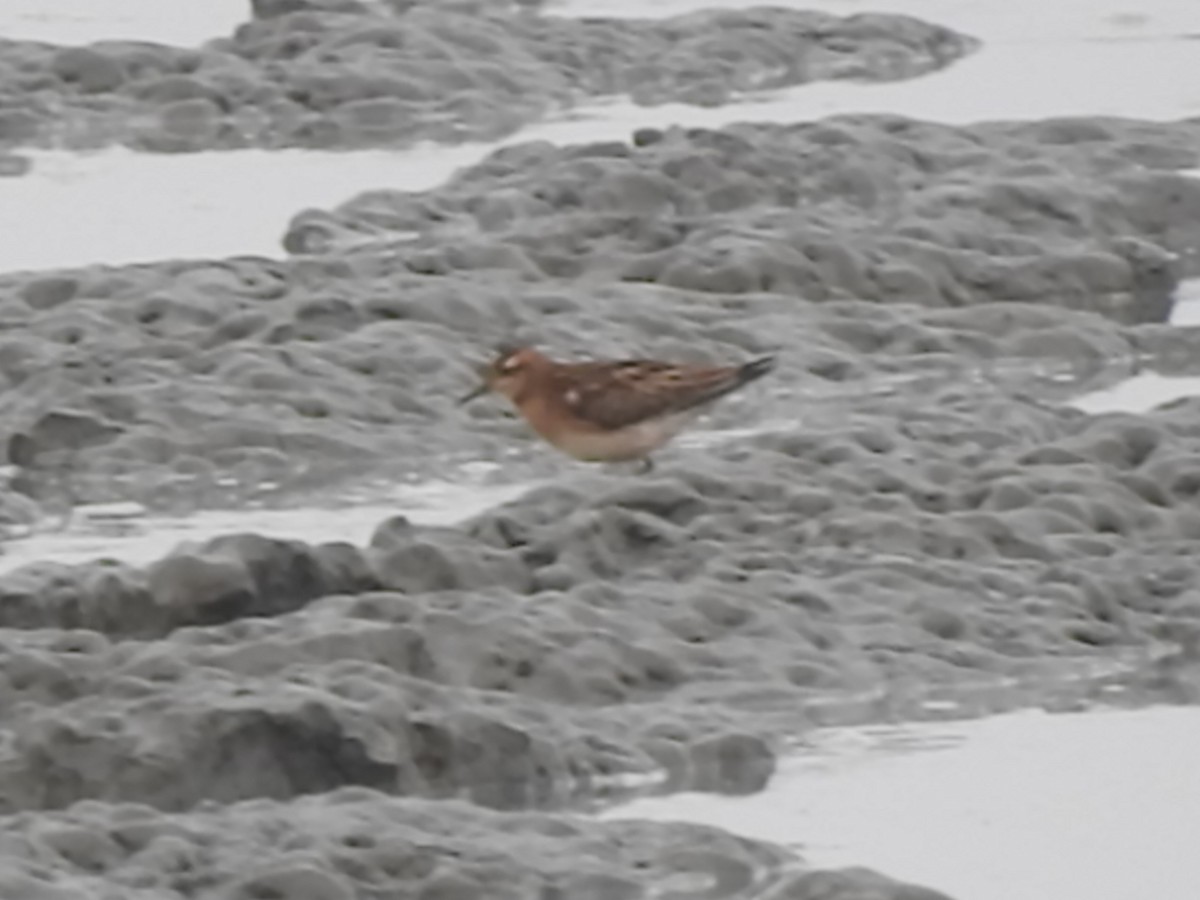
559,360,748,430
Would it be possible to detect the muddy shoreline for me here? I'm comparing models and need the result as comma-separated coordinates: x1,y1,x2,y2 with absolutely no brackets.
2,2,1200,899
0,2,974,154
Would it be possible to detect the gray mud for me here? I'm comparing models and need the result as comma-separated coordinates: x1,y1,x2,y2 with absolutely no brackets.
0,116,1198,515
288,115,1200,316
2,5,1200,900
0,1,974,154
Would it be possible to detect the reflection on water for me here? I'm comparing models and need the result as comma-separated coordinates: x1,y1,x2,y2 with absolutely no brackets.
601,705,1200,900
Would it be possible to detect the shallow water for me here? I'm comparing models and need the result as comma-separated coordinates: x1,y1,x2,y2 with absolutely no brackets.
1070,278,1200,414
601,705,1200,900
0,412,802,575
0,145,502,273
1167,272,1200,327
0,0,247,46
0,473,533,575
5,0,1200,274
1071,371,1200,415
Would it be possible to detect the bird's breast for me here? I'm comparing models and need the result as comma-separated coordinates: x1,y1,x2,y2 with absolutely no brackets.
518,395,694,462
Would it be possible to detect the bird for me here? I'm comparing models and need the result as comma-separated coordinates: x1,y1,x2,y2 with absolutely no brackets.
458,346,775,471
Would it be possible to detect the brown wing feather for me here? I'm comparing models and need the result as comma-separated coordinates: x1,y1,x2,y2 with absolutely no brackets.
558,360,747,430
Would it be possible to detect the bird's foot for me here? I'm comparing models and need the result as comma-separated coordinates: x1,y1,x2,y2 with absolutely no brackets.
636,457,655,475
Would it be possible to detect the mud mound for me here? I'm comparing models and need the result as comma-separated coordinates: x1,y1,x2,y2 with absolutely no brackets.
0,789,956,899
2,361,1198,897
5,117,1192,509
4,372,1199,818
0,241,1138,513
0,6,974,153
289,115,1200,319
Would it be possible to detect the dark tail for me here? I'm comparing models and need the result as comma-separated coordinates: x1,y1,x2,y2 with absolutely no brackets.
737,355,776,386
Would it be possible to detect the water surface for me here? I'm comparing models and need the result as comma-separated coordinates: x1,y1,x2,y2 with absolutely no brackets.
1070,279,1200,414
0,473,532,575
0,146,498,273
0,0,246,46
602,706,1200,900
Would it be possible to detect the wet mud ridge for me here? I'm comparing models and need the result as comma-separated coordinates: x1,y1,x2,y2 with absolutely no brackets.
1,2,1200,899
0,0,975,155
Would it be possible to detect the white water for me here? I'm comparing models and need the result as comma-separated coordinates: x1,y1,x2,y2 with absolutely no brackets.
602,706,1200,900
3,4,1199,898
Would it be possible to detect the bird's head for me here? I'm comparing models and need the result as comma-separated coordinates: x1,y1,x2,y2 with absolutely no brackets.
458,345,545,405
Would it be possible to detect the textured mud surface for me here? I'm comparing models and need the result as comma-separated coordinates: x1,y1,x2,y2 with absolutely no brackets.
289,115,1200,316
0,116,1197,516
0,1,973,154
0,790,964,899
3,4,1200,899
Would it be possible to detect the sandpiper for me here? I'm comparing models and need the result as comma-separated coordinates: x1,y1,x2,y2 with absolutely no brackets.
459,346,775,470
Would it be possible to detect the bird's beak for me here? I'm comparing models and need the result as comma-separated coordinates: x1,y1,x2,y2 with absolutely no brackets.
458,382,490,405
